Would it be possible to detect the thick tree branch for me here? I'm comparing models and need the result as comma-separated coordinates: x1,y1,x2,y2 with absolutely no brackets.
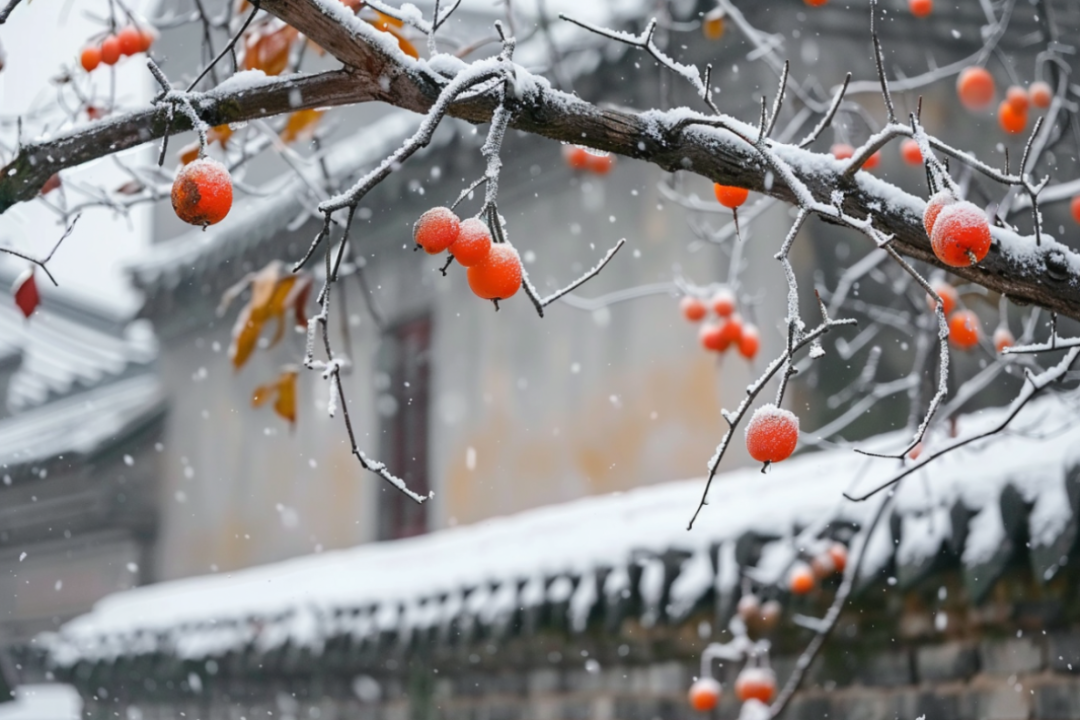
3,0,1080,323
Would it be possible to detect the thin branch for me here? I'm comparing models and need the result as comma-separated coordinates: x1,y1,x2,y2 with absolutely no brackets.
767,488,894,718
0,214,80,286
798,73,850,149
187,1,261,92
869,0,895,124
0,0,22,24
844,346,1080,502
688,313,857,530
521,238,627,316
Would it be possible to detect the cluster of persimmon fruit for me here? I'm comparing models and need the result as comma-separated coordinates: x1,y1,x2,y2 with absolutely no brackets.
688,667,777,714
681,184,761,359
683,181,803,467
681,286,759,361
561,145,615,175
955,66,1055,135
920,190,1021,352
924,278,1014,353
415,208,524,301
702,0,930,39
686,544,849,713
80,25,157,72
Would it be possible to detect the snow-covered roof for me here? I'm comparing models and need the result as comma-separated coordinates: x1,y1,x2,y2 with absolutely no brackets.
0,269,157,415
43,389,1080,669
0,374,164,474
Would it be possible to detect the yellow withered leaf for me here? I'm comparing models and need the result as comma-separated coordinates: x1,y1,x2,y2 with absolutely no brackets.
279,109,324,145
222,261,312,370
252,369,298,426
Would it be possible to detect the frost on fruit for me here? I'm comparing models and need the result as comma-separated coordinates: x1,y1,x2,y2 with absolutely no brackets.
172,157,233,227
930,201,991,267
449,218,493,267
467,244,523,300
923,189,955,237
414,207,461,255
745,404,799,463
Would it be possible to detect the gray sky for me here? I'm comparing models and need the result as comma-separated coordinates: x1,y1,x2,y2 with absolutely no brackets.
0,0,157,313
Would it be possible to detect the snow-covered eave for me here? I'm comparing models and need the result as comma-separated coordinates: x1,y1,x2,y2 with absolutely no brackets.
42,389,1080,669
0,374,166,477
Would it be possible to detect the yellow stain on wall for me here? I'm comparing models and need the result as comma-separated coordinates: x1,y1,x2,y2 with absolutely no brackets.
444,354,727,525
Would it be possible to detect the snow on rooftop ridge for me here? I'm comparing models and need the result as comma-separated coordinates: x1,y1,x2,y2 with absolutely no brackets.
0,374,164,471
45,389,1080,666
0,271,157,414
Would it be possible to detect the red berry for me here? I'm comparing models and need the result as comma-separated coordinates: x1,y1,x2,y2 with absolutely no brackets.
804,0,827,6
563,146,589,170
830,143,854,160
467,244,522,300
1070,195,1080,225
680,296,707,322
1005,85,1029,114
828,543,848,574
586,151,614,175
699,323,725,352
713,184,749,209
931,201,991,267
997,99,1027,134
734,668,777,705
1029,81,1052,109
449,218,492,267
688,678,722,712
993,327,1015,353
718,314,743,345
738,324,760,360
101,35,122,65
957,67,995,111
862,150,882,171
413,207,460,255
12,268,39,319
171,157,233,226
900,138,923,165
789,562,815,595
711,288,736,317
926,279,958,316
924,189,955,237
948,310,981,350
745,404,799,463
138,26,158,53
118,26,142,56
80,45,102,72
909,0,932,16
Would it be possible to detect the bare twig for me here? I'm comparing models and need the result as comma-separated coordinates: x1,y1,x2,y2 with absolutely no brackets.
0,214,80,286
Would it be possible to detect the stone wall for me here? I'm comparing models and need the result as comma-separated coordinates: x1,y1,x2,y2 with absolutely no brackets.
69,631,1080,720
65,565,1080,720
